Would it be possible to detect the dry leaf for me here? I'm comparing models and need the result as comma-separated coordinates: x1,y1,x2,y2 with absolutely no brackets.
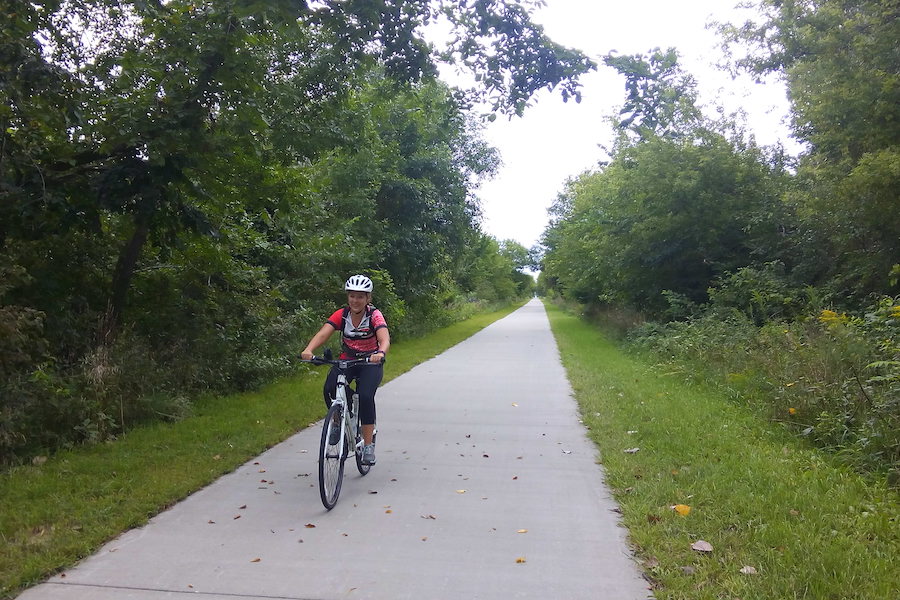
672,504,691,516
250,558,261,563
517,529,528,534
456,489,467,494
511,403,518,407
691,540,713,553
515,557,527,564
239,505,247,510
385,509,392,514
740,566,758,575
421,514,437,520
233,515,241,520
304,523,316,528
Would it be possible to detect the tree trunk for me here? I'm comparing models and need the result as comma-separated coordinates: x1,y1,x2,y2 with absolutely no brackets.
99,209,151,345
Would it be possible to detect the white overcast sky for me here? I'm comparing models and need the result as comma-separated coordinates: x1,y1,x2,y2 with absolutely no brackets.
434,0,800,250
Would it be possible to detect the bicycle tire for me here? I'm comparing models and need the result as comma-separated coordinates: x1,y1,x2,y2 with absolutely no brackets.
319,403,346,510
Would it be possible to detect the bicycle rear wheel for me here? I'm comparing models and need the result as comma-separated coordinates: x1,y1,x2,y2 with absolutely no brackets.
319,404,346,510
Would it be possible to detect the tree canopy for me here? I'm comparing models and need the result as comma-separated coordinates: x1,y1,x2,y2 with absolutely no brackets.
1,0,571,463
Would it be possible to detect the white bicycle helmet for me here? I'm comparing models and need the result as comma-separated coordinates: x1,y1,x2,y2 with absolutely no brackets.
344,274,373,293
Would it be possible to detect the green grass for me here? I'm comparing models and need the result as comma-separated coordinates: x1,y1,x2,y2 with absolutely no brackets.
545,301,899,600
0,301,524,599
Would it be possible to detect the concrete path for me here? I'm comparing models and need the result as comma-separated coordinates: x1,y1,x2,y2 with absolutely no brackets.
19,300,652,600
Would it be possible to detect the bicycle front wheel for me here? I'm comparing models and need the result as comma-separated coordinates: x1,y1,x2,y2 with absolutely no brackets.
319,404,346,510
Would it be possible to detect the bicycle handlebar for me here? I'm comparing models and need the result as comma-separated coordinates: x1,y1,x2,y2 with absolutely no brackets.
302,355,384,368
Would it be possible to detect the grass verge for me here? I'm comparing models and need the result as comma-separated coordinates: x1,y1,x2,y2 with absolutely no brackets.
0,301,524,599
545,301,899,600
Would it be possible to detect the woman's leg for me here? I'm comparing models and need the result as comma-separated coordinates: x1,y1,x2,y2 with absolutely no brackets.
355,364,383,445
323,367,339,410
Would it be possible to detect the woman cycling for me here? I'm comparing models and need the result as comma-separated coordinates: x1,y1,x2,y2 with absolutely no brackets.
301,275,390,465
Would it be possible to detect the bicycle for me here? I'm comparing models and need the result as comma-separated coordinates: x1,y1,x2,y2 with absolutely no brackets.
303,350,380,510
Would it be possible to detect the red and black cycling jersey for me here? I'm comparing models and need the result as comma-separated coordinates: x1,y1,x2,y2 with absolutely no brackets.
326,305,388,358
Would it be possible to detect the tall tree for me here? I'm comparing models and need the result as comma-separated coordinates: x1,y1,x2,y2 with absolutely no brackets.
603,47,702,144
720,0,900,299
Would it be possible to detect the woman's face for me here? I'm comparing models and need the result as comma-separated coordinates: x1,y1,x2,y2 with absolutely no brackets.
347,291,369,313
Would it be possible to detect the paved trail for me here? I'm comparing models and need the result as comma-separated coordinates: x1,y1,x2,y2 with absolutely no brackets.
19,299,652,600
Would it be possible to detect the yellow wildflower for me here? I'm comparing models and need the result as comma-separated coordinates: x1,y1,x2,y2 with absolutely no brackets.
818,309,848,326
788,407,797,415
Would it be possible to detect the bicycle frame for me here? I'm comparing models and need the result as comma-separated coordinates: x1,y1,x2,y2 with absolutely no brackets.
331,367,362,456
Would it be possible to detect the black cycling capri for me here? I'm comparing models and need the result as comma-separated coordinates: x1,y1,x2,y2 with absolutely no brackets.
323,363,383,426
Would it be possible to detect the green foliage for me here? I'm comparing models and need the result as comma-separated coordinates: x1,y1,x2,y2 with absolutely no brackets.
542,132,791,311
1,0,569,465
706,262,814,325
720,0,900,300
603,47,702,143
627,297,900,479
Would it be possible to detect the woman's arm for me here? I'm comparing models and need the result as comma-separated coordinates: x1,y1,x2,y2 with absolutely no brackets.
301,323,336,360
370,327,390,364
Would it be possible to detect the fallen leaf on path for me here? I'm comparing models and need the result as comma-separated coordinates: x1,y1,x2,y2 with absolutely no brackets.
517,529,528,534
456,489,466,494
740,566,759,575
691,540,713,553
304,523,316,528
207,520,215,524
421,515,437,520
511,403,518,407
239,505,247,510
515,557,526,564
250,558,261,563
672,504,691,516
233,515,241,520
512,476,518,480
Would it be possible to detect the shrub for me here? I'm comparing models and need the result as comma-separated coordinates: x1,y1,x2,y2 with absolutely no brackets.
627,296,900,481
